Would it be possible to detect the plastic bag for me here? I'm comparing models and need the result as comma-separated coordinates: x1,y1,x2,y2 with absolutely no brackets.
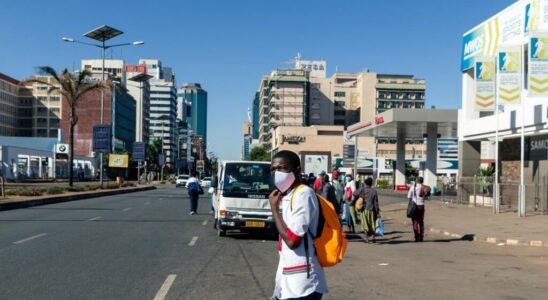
375,218,384,236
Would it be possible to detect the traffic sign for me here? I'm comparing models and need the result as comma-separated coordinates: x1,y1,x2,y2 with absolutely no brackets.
159,154,165,166
93,125,112,153
133,142,146,161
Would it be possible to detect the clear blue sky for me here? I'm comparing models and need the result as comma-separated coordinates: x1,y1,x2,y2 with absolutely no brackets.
0,0,515,160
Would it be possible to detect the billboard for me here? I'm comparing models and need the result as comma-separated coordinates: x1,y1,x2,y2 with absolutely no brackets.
497,46,523,105
93,124,112,153
461,0,540,71
474,57,496,111
304,154,329,176
528,33,548,97
108,154,129,168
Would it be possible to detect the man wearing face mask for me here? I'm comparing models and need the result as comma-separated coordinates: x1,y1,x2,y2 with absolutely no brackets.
269,150,328,300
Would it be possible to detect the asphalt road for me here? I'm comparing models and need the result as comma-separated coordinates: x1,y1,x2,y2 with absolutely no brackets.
0,185,547,300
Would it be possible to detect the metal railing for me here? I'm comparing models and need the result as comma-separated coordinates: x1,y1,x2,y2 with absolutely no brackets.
456,176,548,216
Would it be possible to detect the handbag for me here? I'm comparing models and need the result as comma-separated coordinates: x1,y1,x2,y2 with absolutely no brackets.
355,197,364,212
406,184,417,218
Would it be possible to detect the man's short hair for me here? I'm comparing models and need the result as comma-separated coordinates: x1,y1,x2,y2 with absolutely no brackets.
272,150,301,170
417,176,424,184
365,177,373,187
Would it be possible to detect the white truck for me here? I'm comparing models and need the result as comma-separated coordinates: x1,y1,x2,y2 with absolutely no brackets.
211,160,274,237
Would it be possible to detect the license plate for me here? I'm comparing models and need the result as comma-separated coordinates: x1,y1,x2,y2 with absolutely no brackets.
245,221,265,228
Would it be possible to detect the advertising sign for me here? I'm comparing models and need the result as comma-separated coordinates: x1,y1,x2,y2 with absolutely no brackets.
497,47,522,105
304,155,329,176
474,57,496,111
93,124,112,153
461,0,529,71
108,154,129,168
133,142,146,161
529,33,548,96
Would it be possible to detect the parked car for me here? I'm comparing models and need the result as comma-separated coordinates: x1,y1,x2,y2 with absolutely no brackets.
176,175,190,187
201,177,212,188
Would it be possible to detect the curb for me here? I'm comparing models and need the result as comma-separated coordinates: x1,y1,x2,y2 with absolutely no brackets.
0,186,156,211
395,217,548,248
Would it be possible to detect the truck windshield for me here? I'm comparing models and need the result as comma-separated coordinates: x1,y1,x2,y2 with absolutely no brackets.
222,163,272,195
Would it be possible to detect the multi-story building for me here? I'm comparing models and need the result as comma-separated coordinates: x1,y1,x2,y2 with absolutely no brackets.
251,92,260,139
22,76,63,138
139,59,178,165
257,70,309,151
125,64,152,144
0,73,23,136
255,57,428,163
81,59,125,82
242,121,252,160
60,78,135,156
178,83,208,142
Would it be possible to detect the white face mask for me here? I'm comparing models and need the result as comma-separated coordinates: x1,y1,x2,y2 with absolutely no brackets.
274,171,295,193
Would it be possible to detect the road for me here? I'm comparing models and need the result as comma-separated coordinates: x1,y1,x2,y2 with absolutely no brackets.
0,185,547,299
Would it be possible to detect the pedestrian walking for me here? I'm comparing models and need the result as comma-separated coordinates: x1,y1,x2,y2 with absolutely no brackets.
313,171,325,192
407,176,429,242
321,174,339,214
331,173,344,216
344,175,358,233
268,150,328,300
186,171,203,215
357,177,380,243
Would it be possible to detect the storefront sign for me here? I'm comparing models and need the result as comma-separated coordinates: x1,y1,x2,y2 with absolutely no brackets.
528,33,548,96
529,134,548,159
497,46,522,105
281,135,305,145
474,57,496,111
108,154,128,168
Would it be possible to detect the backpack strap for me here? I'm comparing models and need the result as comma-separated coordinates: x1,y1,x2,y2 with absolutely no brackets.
303,232,311,279
290,184,306,211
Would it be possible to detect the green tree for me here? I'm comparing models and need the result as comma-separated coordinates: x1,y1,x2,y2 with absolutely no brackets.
147,138,162,171
25,67,105,186
249,147,271,161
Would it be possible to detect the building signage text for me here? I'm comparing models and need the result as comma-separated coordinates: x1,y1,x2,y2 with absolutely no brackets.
282,135,306,144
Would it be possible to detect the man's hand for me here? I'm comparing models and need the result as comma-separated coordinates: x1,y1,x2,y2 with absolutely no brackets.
269,189,283,209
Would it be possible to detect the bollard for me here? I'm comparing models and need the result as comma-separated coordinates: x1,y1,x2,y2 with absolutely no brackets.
1,176,4,199
473,175,477,207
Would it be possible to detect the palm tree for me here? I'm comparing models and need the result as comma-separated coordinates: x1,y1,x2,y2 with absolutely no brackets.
25,67,105,186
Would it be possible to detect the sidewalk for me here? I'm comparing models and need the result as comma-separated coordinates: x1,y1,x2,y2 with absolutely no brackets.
0,185,156,211
379,190,548,248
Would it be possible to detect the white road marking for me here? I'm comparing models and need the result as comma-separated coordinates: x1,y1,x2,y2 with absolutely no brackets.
188,236,199,246
202,220,208,226
122,207,133,212
87,216,102,221
497,243,506,246
152,274,177,300
13,233,47,245
378,263,390,266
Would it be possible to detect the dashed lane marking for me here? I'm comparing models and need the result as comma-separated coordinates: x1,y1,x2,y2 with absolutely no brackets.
87,216,102,221
202,220,208,226
145,201,151,205
152,274,177,300
122,207,133,212
189,236,198,246
13,233,47,245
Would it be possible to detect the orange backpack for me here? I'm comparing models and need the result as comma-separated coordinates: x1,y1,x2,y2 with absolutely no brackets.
291,184,347,268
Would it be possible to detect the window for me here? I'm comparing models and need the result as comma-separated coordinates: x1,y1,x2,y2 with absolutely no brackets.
334,91,346,97
335,101,345,107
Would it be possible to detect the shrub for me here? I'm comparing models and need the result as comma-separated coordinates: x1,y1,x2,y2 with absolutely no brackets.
47,186,65,195
6,189,18,196
377,180,391,190
83,184,101,191
17,188,45,197
65,186,84,192
103,183,119,190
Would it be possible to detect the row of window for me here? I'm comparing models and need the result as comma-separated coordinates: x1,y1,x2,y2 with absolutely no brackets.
0,114,17,126
0,91,18,103
378,101,424,109
377,91,425,100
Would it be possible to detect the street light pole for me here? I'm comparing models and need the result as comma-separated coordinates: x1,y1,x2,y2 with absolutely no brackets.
62,25,144,186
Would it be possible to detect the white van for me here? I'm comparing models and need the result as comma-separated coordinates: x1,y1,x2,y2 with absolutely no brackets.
211,160,274,236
